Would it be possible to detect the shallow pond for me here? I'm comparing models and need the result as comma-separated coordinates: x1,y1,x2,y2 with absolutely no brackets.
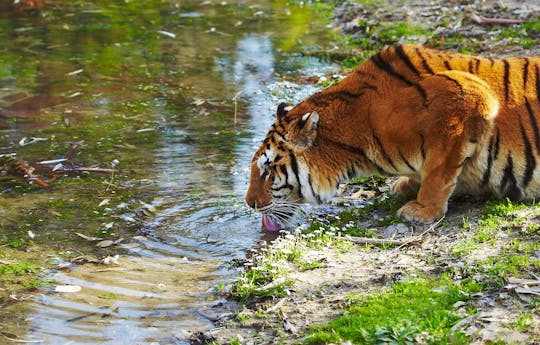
0,1,336,344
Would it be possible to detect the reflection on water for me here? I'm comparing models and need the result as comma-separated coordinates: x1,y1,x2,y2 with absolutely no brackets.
0,1,335,344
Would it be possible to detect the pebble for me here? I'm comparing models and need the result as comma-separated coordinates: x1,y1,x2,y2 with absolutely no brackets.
382,223,409,238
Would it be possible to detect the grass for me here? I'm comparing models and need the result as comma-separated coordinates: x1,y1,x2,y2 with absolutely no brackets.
306,277,473,344
226,230,355,301
450,198,540,289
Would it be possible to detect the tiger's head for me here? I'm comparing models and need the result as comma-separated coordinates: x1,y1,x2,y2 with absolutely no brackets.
245,102,326,231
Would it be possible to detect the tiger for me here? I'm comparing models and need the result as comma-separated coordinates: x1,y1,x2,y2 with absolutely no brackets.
245,43,540,229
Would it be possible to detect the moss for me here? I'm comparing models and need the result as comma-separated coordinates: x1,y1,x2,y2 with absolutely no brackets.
0,246,51,304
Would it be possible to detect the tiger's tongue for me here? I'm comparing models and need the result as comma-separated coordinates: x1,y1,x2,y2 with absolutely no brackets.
262,215,282,232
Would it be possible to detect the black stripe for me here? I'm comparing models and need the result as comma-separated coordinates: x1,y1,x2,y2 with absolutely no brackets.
493,127,500,160
269,129,286,141
525,98,540,153
420,134,426,161
503,59,510,102
437,73,464,95
370,52,428,104
278,164,289,188
414,47,434,74
373,135,398,171
282,116,294,124
398,150,416,172
523,58,530,89
468,60,474,74
439,54,452,70
324,138,366,157
481,136,494,187
324,137,387,174
459,157,471,168
474,58,481,74
536,66,540,105
395,44,421,77
500,154,522,201
488,58,495,67
273,154,282,163
271,184,293,192
370,52,414,86
288,150,303,198
307,173,321,203
346,165,356,180
519,120,536,187
310,90,365,107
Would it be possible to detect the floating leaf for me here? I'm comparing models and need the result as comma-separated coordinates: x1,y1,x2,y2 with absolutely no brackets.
54,285,81,293
102,254,120,265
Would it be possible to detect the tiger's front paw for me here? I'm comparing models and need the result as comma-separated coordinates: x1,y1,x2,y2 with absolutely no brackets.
396,200,445,223
390,177,419,199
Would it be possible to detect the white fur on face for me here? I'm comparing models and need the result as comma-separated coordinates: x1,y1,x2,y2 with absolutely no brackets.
257,148,274,175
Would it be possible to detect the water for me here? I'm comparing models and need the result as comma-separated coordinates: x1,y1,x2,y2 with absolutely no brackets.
0,1,335,343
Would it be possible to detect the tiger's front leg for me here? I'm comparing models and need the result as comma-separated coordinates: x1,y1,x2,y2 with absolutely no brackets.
396,142,472,223
393,71,497,222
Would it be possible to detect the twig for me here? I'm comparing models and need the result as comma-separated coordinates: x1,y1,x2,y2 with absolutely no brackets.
470,13,524,25
0,333,43,343
347,236,413,247
233,92,241,126
396,216,445,249
65,141,86,160
71,167,114,173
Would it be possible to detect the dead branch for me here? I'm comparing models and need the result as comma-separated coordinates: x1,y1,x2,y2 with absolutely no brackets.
0,155,49,188
470,13,524,25
65,141,86,160
58,167,114,173
347,236,420,247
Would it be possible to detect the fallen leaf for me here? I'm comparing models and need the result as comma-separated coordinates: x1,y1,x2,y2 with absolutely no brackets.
157,30,176,38
96,240,114,248
76,232,103,241
66,69,84,76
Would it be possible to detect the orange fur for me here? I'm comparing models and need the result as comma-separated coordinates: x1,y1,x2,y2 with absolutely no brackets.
246,44,540,223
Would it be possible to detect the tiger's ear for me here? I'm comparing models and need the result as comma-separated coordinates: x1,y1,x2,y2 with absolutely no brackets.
276,103,289,119
290,111,319,151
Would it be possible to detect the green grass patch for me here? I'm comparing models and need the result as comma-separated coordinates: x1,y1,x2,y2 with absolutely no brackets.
306,277,473,344
500,18,540,48
98,292,122,299
0,262,39,276
481,255,540,278
375,21,429,45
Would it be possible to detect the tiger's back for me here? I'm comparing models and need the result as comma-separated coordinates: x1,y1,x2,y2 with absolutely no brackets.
366,45,540,201
246,44,540,225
